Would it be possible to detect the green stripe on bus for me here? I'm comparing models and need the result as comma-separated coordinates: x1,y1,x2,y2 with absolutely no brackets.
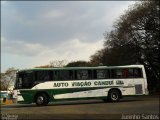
19,87,111,103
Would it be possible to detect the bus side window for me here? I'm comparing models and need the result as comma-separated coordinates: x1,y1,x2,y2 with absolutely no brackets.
93,70,97,79
57,70,73,81
110,69,114,78
115,69,123,78
134,68,142,78
122,69,128,78
53,71,59,80
57,71,63,80
23,73,32,87
36,71,51,81
97,70,105,79
74,70,77,80
128,69,134,78
96,70,109,79
76,70,89,80
69,70,74,80
111,69,127,78
93,69,109,79
88,70,92,79
49,71,54,81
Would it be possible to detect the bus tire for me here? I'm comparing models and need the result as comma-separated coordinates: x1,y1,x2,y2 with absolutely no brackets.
35,93,49,106
108,89,120,102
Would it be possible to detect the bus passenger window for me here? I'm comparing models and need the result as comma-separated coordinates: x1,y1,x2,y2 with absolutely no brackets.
115,69,123,78
36,71,51,81
58,71,69,80
134,69,142,78
93,70,97,79
128,69,134,78
53,71,58,80
55,70,74,81
97,70,106,79
93,69,109,79
122,69,128,78
76,70,88,80
88,70,92,79
69,71,74,80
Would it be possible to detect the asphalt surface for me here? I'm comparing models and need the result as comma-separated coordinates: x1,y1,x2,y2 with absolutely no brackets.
1,95,159,120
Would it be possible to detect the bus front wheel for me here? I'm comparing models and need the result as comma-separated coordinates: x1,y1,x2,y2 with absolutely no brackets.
108,89,120,102
35,93,49,106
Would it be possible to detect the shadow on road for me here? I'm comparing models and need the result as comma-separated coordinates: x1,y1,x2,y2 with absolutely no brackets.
1,98,144,108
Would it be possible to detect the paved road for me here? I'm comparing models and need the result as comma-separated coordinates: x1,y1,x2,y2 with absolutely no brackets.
1,95,159,120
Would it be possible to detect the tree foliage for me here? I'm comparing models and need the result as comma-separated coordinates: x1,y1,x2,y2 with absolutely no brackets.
0,68,18,91
90,1,160,92
34,60,67,68
49,60,67,68
66,61,92,67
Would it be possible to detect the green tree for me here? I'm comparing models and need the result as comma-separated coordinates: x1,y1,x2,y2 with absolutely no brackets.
66,61,92,67
90,1,160,93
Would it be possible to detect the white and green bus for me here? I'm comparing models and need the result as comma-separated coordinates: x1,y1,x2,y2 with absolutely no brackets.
13,65,148,106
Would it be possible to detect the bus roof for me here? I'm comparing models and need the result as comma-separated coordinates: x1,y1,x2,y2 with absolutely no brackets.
17,65,144,72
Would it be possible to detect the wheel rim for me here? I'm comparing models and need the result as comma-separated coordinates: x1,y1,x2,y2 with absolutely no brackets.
111,92,118,100
37,96,44,104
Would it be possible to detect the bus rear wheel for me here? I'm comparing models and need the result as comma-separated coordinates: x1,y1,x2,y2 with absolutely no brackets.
35,93,49,106
108,89,120,102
